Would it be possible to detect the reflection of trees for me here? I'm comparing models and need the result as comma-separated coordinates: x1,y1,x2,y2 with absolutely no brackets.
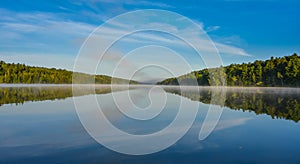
165,87,300,122
0,86,127,106
2,86,300,123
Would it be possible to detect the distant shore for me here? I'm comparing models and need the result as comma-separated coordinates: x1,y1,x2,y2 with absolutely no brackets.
1,83,300,91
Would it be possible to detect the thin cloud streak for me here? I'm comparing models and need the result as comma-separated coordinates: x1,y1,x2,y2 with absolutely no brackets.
96,21,251,57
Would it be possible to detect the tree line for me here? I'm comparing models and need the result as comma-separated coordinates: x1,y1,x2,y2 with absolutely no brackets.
0,61,137,84
157,53,300,87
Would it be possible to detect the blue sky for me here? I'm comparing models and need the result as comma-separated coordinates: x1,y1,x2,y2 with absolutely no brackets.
0,0,299,81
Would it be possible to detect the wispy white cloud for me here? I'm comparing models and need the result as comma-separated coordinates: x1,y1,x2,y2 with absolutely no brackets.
214,117,252,131
0,22,43,32
93,20,250,57
0,7,250,57
213,35,247,47
132,1,173,8
0,52,76,70
0,10,96,36
215,42,251,56
0,9,96,52
90,0,173,8
206,25,220,32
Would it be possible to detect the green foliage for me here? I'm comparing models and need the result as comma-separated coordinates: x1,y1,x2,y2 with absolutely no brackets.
0,61,138,84
0,86,125,106
164,87,300,122
157,53,300,87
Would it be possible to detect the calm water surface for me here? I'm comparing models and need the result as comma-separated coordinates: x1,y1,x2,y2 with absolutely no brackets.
0,85,300,163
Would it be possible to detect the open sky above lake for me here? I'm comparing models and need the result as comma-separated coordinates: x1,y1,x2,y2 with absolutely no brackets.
0,0,299,82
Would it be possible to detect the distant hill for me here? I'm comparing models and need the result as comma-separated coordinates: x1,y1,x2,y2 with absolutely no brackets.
157,53,300,87
0,61,137,84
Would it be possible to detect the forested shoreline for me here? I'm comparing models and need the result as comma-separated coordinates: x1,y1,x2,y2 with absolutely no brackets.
158,53,300,87
1,53,299,86
0,61,137,84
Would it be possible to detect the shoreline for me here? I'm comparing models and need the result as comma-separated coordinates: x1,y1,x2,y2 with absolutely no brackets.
0,83,300,90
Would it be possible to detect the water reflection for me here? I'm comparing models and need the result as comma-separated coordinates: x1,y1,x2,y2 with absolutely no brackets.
165,87,300,122
0,85,122,106
1,85,300,123
1,86,300,163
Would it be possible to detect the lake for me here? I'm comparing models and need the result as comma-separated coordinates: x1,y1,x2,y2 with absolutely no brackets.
0,85,300,163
